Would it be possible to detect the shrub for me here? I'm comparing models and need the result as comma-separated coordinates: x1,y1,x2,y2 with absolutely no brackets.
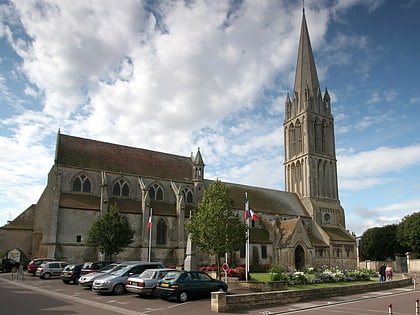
268,264,288,281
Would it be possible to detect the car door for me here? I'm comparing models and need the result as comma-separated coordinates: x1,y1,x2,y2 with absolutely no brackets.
196,272,217,295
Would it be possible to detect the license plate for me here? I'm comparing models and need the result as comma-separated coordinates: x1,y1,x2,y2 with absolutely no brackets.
161,283,169,287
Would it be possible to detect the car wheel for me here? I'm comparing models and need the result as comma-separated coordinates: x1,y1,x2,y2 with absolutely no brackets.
73,277,80,284
62,280,70,284
218,285,227,292
178,291,188,303
113,283,125,295
42,273,51,279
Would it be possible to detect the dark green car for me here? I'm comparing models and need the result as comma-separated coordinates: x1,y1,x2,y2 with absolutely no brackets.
156,270,228,302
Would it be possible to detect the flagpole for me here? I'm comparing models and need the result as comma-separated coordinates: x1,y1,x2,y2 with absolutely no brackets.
245,193,249,281
148,208,152,262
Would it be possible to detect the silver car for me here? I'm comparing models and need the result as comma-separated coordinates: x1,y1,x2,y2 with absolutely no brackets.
92,261,165,295
126,268,175,297
35,261,68,279
79,262,120,288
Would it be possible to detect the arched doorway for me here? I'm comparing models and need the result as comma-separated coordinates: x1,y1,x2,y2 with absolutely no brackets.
295,245,305,271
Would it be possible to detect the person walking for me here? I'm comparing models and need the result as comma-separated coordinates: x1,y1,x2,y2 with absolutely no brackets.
379,263,386,281
385,265,393,281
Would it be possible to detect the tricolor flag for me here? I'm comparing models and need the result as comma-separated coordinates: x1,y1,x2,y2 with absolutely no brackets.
245,199,258,221
147,209,153,230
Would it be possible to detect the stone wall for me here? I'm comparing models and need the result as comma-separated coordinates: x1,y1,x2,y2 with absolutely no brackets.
211,278,413,312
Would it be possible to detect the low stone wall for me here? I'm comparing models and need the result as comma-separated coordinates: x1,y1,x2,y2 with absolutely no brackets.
211,278,413,312
237,280,288,291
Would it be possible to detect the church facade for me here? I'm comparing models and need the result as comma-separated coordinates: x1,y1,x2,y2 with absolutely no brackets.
0,10,356,271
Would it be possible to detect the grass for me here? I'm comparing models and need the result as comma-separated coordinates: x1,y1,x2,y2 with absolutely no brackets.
249,273,373,290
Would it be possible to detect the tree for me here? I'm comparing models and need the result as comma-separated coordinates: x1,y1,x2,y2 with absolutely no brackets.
87,204,135,259
359,224,406,261
186,180,247,278
397,212,420,258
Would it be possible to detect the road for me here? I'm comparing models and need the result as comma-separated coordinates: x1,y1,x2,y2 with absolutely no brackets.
0,272,418,314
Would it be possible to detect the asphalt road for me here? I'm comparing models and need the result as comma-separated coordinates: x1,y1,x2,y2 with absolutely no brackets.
0,272,418,315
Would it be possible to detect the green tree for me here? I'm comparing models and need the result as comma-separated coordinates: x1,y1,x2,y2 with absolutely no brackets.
186,180,247,278
87,204,135,259
360,224,405,261
397,212,420,258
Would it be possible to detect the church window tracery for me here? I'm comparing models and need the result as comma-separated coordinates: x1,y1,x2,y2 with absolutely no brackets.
149,184,164,201
112,179,129,197
72,174,91,193
157,219,167,245
182,188,193,204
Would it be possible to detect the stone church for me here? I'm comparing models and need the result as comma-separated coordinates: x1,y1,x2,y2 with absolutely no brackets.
0,10,356,271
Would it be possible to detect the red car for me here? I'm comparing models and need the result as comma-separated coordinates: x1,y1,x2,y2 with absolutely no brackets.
27,258,55,274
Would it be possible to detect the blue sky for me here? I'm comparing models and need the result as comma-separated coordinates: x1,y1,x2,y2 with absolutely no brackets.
1,0,420,236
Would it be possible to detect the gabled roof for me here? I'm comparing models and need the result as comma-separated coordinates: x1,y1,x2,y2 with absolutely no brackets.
322,226,355,242
55,133,193,182
221,181,310,217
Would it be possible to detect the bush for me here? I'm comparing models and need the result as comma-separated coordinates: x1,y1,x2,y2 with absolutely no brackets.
268,264,288,281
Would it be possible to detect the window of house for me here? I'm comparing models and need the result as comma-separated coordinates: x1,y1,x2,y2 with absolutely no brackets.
261,245,267,259
157,219,167,245
149,184,164,201
72,175,91,193
76,235,82,243
112,179,129,197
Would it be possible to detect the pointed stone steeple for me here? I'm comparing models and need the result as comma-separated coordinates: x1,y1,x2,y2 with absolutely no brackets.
293,8,320,111
192,147,204,182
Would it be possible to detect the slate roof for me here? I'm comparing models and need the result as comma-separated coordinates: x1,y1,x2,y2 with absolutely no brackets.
55,133,193,182
221,181,310,217
323,226,355,242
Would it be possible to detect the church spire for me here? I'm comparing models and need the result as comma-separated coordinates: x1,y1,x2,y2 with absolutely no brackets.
293,9,320,110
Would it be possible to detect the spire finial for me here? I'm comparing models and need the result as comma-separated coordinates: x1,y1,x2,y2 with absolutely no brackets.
303,0,305,13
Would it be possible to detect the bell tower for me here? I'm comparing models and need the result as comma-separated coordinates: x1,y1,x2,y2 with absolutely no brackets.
284,9,345,228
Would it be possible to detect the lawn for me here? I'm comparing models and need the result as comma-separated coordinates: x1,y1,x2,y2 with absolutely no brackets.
249,273,374,290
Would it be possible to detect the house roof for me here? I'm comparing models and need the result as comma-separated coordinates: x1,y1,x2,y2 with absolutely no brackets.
55,133,193,182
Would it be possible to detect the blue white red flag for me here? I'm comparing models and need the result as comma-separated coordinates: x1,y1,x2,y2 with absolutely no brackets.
147,210,152,230
245,199,258,221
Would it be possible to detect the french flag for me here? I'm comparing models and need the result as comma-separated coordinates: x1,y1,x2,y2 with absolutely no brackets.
245,200,258,221
147,209,153,230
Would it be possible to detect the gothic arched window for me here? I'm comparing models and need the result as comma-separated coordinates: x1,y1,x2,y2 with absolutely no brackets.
72,175,92,193
157,219,167,245
112,179,130,197
149,184,164,201
182,188,193,204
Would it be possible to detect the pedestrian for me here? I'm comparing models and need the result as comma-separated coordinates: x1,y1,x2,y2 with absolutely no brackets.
385,265,393,281
379,264,386,282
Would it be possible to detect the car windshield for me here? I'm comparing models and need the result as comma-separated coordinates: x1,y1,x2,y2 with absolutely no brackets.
109,265,130,276
138,269,155,279
82,262,93,269
162,271,181,281
99,263,119,272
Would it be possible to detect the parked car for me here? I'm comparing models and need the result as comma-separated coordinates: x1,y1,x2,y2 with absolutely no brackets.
156,270,228,302
0,258,20,273
126,268,175,297
80,261,114,275
79,263,121,288
92,261,165,295
35,261,68,279
27,258,55,275
60,263,83,284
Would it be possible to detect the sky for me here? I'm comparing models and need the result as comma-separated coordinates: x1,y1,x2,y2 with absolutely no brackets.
1,0,420,237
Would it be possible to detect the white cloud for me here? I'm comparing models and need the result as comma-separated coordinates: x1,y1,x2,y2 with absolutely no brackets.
338,145,420,180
